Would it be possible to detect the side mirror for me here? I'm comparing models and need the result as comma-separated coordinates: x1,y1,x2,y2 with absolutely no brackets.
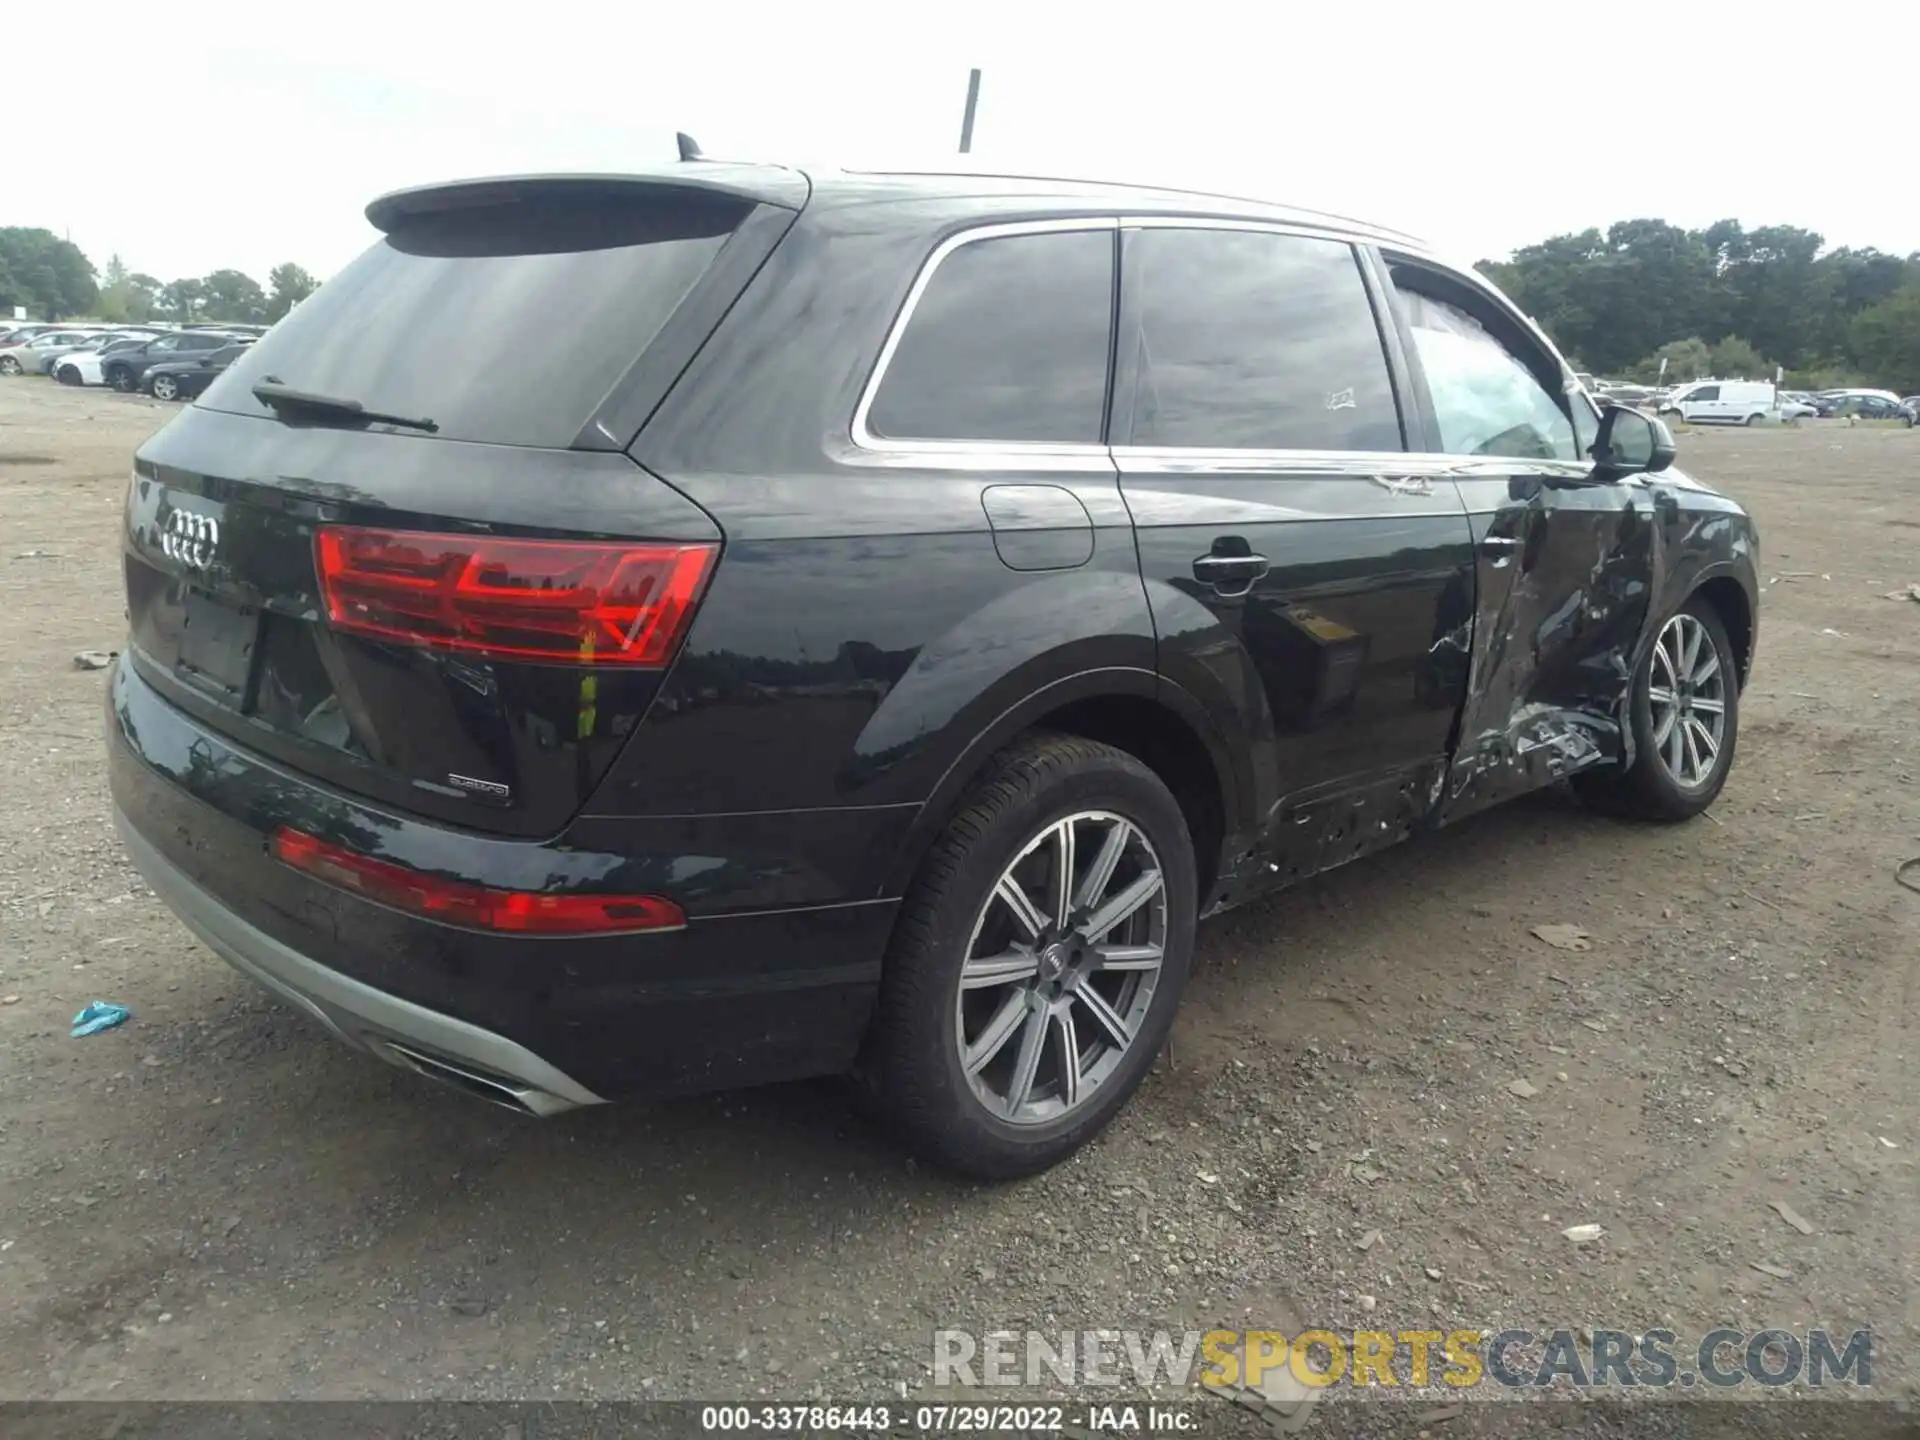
1592,403,1676,479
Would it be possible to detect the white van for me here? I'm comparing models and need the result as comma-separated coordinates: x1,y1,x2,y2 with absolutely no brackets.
1660,379,1776,426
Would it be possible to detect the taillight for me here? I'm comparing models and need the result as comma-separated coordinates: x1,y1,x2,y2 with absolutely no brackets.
313,527,716,667
271,827,686,935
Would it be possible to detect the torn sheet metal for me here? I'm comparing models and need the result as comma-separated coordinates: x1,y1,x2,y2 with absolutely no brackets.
1438,468,1654,823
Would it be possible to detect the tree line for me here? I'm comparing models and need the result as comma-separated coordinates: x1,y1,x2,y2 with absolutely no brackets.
0,227,318,326
1477,219,1920,393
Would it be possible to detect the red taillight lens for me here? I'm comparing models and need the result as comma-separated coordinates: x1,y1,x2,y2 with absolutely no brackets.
271,827,686,935
313,527,716,667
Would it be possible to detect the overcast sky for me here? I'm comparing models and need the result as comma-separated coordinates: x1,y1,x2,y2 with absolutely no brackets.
14,2,1914,285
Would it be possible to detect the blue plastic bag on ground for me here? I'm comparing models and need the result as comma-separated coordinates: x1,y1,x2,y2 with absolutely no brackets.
71,1001,132,1038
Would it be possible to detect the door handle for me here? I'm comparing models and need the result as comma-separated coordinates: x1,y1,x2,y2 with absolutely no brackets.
1192,552,1269,593
1480,535,1523,552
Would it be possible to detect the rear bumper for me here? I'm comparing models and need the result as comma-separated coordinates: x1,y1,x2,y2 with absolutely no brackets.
116,811,603,1114
106,658,901,1103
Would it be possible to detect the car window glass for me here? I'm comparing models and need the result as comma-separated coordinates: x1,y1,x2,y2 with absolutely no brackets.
150,336,181,351
866,228,1113,445
1693,385,1719,401
1396,288,1577,461
1123,228,1401,452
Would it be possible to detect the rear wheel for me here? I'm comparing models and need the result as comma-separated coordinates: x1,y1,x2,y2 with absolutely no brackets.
1744,412,1764,426
107,365,134,392
150,373,179,401
1576,597,1739,821
861,735,1196,1179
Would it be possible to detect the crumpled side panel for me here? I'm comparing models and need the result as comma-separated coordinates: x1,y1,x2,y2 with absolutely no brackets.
1438,469,1660,824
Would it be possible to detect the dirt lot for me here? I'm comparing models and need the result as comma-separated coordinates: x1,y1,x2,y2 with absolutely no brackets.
0,379,1915,1420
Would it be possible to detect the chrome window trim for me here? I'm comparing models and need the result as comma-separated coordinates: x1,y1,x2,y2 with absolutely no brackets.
850,217,1120,456
849,213,1608,476
1117,214,1377,244
1109,446,1594,481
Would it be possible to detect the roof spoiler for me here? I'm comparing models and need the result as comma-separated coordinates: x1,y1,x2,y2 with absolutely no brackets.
364,165,809,231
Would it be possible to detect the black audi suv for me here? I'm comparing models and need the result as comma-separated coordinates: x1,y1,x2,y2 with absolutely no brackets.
105,162,1759,1178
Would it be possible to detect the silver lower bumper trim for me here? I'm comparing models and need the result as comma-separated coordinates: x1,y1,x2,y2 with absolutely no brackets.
115,810,605,1116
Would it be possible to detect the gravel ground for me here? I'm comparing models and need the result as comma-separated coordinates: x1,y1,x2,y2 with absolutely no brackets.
0,380,1915,1427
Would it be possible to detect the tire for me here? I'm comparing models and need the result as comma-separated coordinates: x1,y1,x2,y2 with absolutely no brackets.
55,364,78,386
860,734,1197,1179
150,372,179,401
1575,596,1739,821
0,356,20,376
1744,412,1764,426
107,366,134,393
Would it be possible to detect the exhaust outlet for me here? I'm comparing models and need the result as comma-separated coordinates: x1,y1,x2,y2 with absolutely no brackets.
376,1040,560,1116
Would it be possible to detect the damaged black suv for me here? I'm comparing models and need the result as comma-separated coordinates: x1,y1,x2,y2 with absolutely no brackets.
106,162,1757,1178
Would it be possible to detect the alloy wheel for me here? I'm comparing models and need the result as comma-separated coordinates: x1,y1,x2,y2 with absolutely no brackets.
151,374,178,401
954,811,1167,1126
1648,612,1726,788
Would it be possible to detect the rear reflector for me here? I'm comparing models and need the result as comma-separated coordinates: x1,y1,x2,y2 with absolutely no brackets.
314,527,716,666
271,826,686,935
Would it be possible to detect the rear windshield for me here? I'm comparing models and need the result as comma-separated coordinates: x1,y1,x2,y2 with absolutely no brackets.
200,190,748,448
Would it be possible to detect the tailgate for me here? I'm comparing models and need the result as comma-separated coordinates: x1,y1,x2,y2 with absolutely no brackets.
125,409,721,838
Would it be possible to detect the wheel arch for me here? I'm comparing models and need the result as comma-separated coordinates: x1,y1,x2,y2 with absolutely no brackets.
1689,573,1755,690
879,672,1244,911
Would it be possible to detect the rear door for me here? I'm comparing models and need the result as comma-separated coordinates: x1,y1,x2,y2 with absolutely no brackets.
124,180,791,838
1375,254,1655,820
1113,221,1479,884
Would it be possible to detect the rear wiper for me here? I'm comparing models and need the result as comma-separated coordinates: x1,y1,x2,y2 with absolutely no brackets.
251,378,438,433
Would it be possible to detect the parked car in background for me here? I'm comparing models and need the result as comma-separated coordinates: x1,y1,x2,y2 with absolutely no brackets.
1600,383,1657,407
54,334,164,386
0,324,70,347
1776,395,1818,420
1831,394,1916,425
100,330,242,392
105,163,1760,1177
0,328,106,375
1659,379,1776,425
1815,389,1913,422
18,327,122,373
30,328,167,374
143,340,254,401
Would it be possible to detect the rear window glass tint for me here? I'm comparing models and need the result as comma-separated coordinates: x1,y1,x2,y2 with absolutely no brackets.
1122,228,1402,452
200,192,746,448
866,228,1113,445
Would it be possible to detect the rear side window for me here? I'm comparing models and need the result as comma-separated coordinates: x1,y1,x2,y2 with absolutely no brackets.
1691,385,1720,401
1120,228,1402,452
202,191,748,448
865,228,1113,445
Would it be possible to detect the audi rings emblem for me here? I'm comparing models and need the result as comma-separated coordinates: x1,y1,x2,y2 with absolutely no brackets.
162,509,220,571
